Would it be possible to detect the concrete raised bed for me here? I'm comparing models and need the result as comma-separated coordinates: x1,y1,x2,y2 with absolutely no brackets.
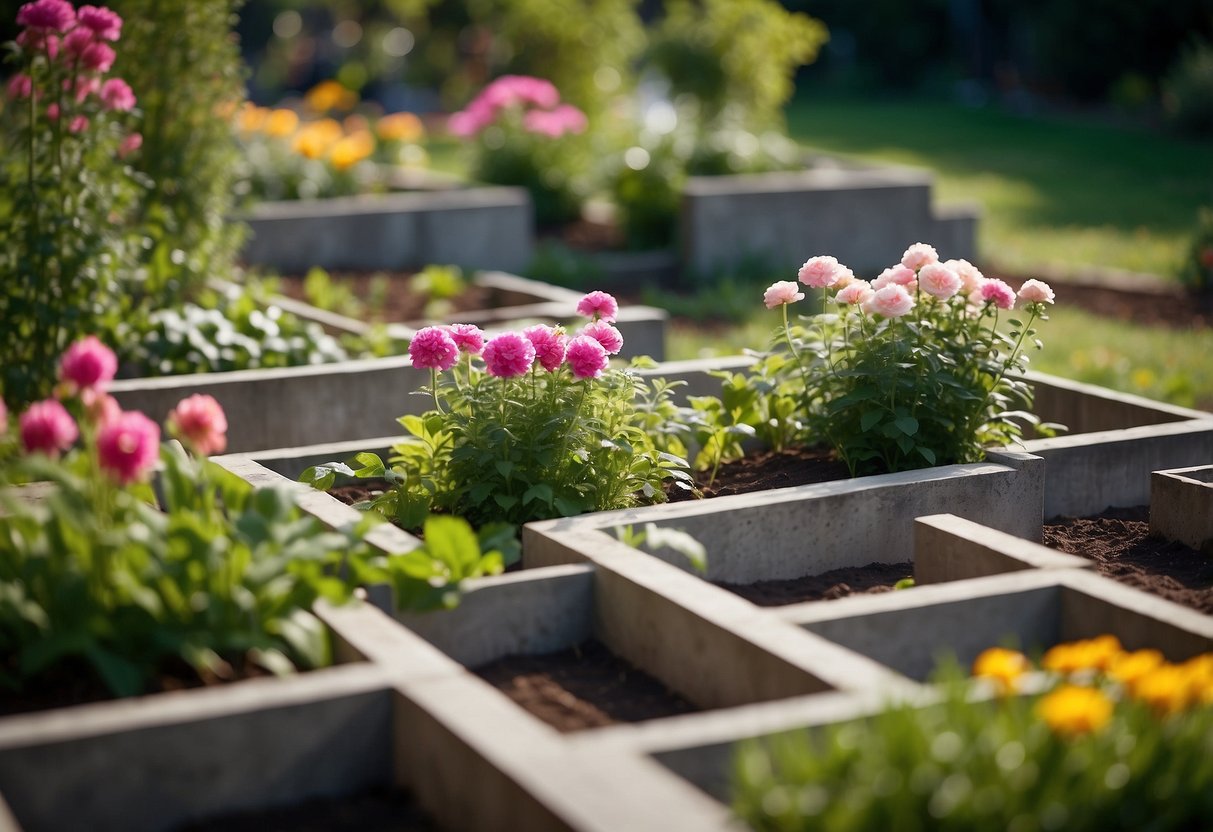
1149,464,1213,552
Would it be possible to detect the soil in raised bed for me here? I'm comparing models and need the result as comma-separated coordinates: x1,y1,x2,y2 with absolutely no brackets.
667,445,859,501
716,561,913,607
178,788,437,832
274,271,492,324
1043,505,1213,613
472,639,697,733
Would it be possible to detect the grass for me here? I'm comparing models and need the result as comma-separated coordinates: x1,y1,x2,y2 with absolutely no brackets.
785,92,1213,278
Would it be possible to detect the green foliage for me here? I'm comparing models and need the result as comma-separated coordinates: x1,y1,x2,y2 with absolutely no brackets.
410,264,467,318
1164,39,1213,138
1179,207,1213,295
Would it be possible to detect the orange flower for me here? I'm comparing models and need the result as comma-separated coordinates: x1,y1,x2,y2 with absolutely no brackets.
377,111,424,143
1109,649,1165,693
237,103,268,134
329,130,374,170
305,80,357,113
1132,664,1194,714
263,108,299,138
1041,635,1123,675
1037,684,1114,736
972,647,1030,691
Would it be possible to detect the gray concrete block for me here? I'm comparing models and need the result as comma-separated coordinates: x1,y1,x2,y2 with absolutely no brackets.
914,513,1090,585
1150,466,1213,552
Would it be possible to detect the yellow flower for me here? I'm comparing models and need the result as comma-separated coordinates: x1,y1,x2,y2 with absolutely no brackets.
1037,684,1114,736
291,119,343,159
329,130,374,170
1180,654,1213,705
972,647,1030,691
1041,635,1123,675
1133,664,1195,714
1109,649,1165,693
237,103,268,134
377,111,424,143
263,108,299,138
305,80,357,113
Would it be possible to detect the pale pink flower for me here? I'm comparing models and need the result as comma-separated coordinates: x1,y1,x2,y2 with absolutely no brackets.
408,325,459,371
446,323,485,355
81,388,121,426
447,104,491,137
763,280,805,309
481,75,560,111
76,5,122,40
168,394,228,456
871,264,917,290
19,399,77,457
6,74,33,100
72,75,101,103
97,410,160,484
945,259,984,293
482,332,536,378
835,280,875,306
979,278,1016,310
59,336,117,391
78,41,115,72
798,255,852,289
901,242,939,271
68,115,89,134
576,290,618,323
523,104,587,138
523,324,567,372
918,263,962,300
16,0,75,32
99,77,134,111
564,335,609,380
863,284,915,318
1017,279,1055,305
118,132,142,157
581,320,623,355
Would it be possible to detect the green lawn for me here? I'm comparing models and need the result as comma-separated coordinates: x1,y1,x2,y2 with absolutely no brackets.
785,93,1213,278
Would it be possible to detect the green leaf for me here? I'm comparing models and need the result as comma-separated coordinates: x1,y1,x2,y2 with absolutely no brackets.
422,515,482,574
493,493,519,511
860,410,884,431
894,416,919,436
351,453,386,479
916,446,937,465
522,483,554,506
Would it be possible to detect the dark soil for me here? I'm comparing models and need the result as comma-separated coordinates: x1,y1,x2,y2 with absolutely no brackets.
992,270,1210,330
178,788,437,832
1043,505,1213,613
328,478,393,506
540,217,628,253
668,445,857,501
717,562,913,607
472,639,697,732
275,271,492,324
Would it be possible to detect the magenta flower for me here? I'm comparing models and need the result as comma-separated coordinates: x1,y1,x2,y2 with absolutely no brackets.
446,323,485,355
59,336,117,391
68,115,89,133
62,27,93,58
901,242,939,271
46,103,60,121
408,326,459,371
482,332,536,378
1017,279,1055,305
118,131,142,157
576,290,618,323
19,399,78,457
918,263,962,300
97,410,160,484
6,74,32,100
99,77,135,111
0,398,6,435
447,103,492,137
798,255,852,289
580,320,623,355
16,0,75,32
863,284,915,319
945,259,985,293
78,40,115,72
72,75,101,103
76,5,122,41
564,335,609,380
835,280,874,306
168,394,228,456
763,280,805,309
979,279,1016,310
523,324,567,372
482,75,560,111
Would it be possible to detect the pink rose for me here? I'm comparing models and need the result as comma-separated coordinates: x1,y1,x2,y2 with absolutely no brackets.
408,326,459,371
99,77,135,111
872,264,917,290
19,399,78,457
580,320,623,355
16,0,76,32
835,280,875,306
901,242,939,271
576,290,619,323
6,74,33,100
59,335,117,391
979,279,1016,310
1016,279,1055,305
863,284,915,318
564,335,609,380
918,263,962,300
944,259,984,293
482,332,536,378
446,323,485,355
76,5,122,41
168,394,228,456
798,255,852,289
523,324,567,372
97,410,160,484
763,280,804,309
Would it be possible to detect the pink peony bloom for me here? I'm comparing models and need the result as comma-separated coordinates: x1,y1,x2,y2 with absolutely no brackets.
835,280,875,306
62,27,94,58
863,284,915,318
564,335,609,380
16,0,75,32
580,320,623,355
576,290,618,323
763,280,805,309
76,5,122,40
81,388,121,426
118,131,142,157
481,75,560,112
1017,279,1055,305
168,394,228,456
16,28,60,58
918,262,962,300
523,324,567,372
901,242,939,271
6,74,33,100
78,41,115,72
46,103,60,121
408,325,460,371
99,77,134,111
979,278,1016,310
871,264,917,290
447,103,492,137
945,259,984,293
446,323,485,355
19,399,78,456
72,74,101,103
59,335,117,390
482,332,536,378
68,115,89,133
96,410,160,484
798,255,852,289
523,104,587,138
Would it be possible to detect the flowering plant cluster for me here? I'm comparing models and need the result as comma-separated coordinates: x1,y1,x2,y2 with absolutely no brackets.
756,243,1058,475
733,637,1213,831
0,337,507,699
303,291,690,529
1180,205,1213,298
447,74,589,225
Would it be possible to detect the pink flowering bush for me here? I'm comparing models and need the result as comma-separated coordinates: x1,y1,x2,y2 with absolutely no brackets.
447,74,589,225
304,291,690,528
754,244,1058,474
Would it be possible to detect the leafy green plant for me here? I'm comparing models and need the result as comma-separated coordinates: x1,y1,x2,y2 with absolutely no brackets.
1179,206,1213,296
411,263,467,318
733,638,1213,831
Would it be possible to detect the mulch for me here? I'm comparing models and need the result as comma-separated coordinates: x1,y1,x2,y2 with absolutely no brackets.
273,271,491,324
716,562,913,607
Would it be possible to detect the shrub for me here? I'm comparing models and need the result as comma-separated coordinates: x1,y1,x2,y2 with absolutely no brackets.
1179,206,1213,296
1164,39,1213,138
